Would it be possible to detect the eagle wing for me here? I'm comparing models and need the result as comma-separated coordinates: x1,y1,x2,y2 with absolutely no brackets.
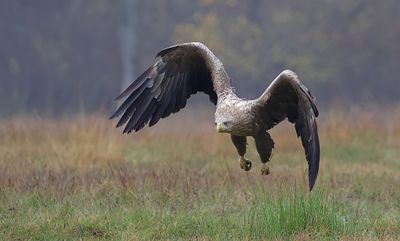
110,42,231,133
256,70,320,191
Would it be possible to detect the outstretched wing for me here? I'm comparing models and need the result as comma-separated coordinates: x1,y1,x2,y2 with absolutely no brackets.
110,42,231,133
256,70,320,191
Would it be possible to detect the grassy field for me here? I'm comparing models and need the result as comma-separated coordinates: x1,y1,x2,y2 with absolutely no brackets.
1,108,400,240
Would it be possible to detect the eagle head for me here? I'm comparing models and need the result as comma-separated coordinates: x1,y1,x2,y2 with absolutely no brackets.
215,121,234,133
214,103,236,133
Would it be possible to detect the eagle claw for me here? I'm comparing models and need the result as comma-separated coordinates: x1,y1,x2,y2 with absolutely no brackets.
261,164,270,175
239,157,252,171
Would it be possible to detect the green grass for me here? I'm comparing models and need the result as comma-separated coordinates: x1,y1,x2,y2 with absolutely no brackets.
2,187,397,240
0,110,400,240
0,188,370,240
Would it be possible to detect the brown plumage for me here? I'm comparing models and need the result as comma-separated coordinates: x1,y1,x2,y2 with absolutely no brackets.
110,42,320,191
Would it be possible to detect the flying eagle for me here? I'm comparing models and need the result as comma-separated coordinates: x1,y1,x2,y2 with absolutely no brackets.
110,42,320,191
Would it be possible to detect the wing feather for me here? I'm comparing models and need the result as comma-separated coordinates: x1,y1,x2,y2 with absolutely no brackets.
123,93,154,133
115,67,155,100
115,84,149,127
257,70,320,191
111,42,231,133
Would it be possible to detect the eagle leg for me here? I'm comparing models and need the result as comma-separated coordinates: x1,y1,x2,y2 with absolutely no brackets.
254,131,274,175
231,135,251,171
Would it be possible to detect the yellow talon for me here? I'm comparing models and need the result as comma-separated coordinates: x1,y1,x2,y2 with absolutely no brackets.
239,156,252,171
261,164,270,175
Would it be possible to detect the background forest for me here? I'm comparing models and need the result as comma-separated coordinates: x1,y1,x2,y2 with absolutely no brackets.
2,1,400,240
1,0,399,117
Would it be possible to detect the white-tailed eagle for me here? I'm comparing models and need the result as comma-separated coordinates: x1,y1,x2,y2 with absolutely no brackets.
110,42,320,191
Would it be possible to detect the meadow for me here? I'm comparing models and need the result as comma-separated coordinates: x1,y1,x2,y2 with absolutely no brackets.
0,107,399,240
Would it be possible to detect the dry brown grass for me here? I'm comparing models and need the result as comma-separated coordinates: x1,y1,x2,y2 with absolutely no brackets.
1,107,399,193
0,107,399,240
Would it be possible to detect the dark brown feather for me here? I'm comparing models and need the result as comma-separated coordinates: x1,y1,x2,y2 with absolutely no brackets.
257,70,320,191
111,42,231,132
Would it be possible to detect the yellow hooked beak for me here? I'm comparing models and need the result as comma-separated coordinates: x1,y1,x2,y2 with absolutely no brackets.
216,122,225,133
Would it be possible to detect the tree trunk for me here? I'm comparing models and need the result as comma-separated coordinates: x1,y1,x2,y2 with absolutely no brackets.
119,0,138,91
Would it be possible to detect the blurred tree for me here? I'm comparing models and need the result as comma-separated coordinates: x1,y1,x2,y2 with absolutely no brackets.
119,0,138,91
0,0,399,117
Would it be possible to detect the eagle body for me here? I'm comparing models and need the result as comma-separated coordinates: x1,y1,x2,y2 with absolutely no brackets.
111,42,320,191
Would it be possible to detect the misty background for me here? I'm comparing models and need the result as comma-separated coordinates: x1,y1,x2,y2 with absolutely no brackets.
1,0,399,117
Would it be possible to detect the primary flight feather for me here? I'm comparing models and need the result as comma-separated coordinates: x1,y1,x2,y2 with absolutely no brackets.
110,42,320,191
